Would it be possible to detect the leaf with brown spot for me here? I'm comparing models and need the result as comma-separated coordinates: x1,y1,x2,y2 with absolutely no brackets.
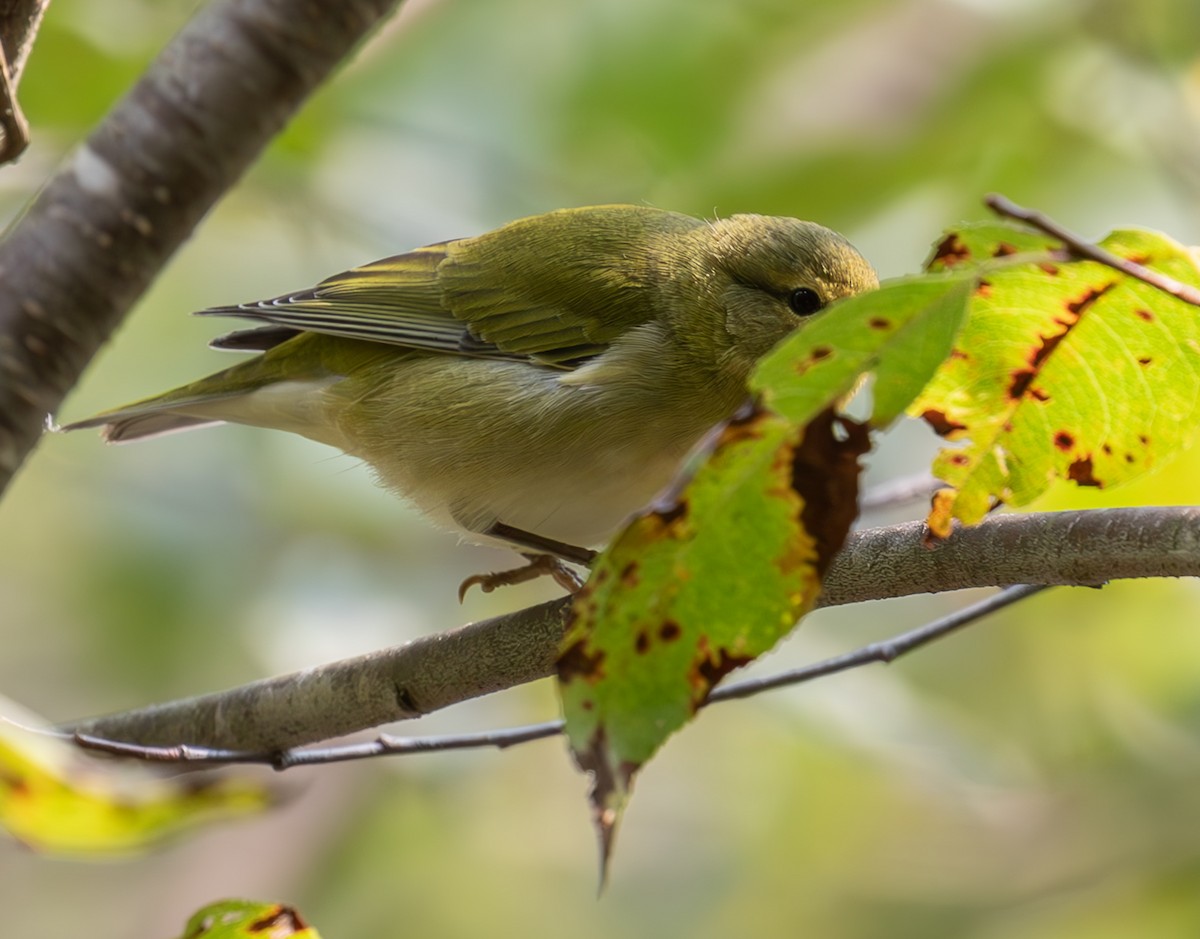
0,696,270,858
177,900,319,938
753,275,974,427
930,233,972,266
557,405,869,879
558,269,975,877
912,223,1200,535
922,408,968,438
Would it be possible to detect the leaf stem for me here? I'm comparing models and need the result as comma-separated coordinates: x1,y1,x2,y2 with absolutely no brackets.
985,193,1200,307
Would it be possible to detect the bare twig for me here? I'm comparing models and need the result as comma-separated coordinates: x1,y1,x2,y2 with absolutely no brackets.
0,0,51,162
860,472,938,511
985,193,1200,307
0,0,45,162
68,507,1200,752
0,0,49,84
74,585,1048,768
76,720,568,768
0,0,404,498
708,584,1047,702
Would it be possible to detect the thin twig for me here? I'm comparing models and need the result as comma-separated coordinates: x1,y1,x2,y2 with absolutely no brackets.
860,472,938,511
74,719,567,769
985,193,1200,307
74,585,1049,768
0,0,51,163
0,40,28,163
708,583,1048,702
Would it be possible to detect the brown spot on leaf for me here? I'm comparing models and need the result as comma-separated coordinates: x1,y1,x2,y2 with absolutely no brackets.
1102,443,1113,455
993,242,1019,257
948,453,971,466
975,279,992,298
949,347,970,361
1006,286,1107,400
1066,282,1116,316
869,317,891,330
930,233,972,267
1054,431,1075,451
922,408,967,438
567,725,628,877
705,402,772,452
1138,356,1152,366
653,499,688,528
249,906,308,934
1067,457,1101,486
634,631,650,654
790,409,870,578
1135,309,1154,322
1138,434,1150,445
692,639,755,698
659,621,681,643
1124,252,1151,265
557,638,606,684
620,561,640,588
793,345,833,376
1009,369,1035,400
1039,262,1060,275
1124,453,1135,463
1030,387,1050,402
0,770,29,798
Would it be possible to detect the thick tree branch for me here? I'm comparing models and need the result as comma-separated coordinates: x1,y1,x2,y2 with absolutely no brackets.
76,585,1049,768
0,0,403,496
72,506,1200,750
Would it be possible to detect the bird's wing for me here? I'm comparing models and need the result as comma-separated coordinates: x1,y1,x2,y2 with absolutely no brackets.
201,206,700,367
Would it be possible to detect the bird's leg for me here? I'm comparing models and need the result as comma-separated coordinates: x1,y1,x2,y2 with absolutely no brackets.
483,521,598,566
456,522,596,601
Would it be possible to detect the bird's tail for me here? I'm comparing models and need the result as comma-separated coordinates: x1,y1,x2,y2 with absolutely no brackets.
58,336,346,445
58,387,244,443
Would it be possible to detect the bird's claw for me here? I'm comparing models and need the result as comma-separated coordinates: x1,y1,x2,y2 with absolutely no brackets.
458,553,584,602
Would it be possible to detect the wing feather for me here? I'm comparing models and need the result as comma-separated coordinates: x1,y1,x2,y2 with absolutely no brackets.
197,206,701,367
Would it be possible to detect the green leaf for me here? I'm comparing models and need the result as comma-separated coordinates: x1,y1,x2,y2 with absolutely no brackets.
0,698,270,857
175,900,319,938
556,273,972,876
911,223,1200,535
752,274,975,427
558,406,869,877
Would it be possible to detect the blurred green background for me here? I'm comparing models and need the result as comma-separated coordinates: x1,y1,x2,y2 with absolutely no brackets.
4,0,1200,935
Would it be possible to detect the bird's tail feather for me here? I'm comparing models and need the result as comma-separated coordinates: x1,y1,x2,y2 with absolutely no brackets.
59,390,244,443
59,333,353,447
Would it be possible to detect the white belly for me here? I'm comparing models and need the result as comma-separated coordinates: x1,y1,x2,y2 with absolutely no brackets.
332,356,737,550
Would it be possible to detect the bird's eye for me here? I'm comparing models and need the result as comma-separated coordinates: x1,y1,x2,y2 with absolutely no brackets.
787,287,824,317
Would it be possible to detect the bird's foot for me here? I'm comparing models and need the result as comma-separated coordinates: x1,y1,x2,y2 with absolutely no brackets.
458,553,585,602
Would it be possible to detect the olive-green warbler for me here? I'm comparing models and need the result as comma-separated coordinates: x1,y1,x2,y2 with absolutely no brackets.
67,205,877,590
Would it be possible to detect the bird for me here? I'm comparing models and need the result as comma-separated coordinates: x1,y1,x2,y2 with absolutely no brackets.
64,205,878,594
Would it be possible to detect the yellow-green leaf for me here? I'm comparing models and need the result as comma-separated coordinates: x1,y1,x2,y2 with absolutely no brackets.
175,900,319,938
0,698,270,857
912,223,1200,535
